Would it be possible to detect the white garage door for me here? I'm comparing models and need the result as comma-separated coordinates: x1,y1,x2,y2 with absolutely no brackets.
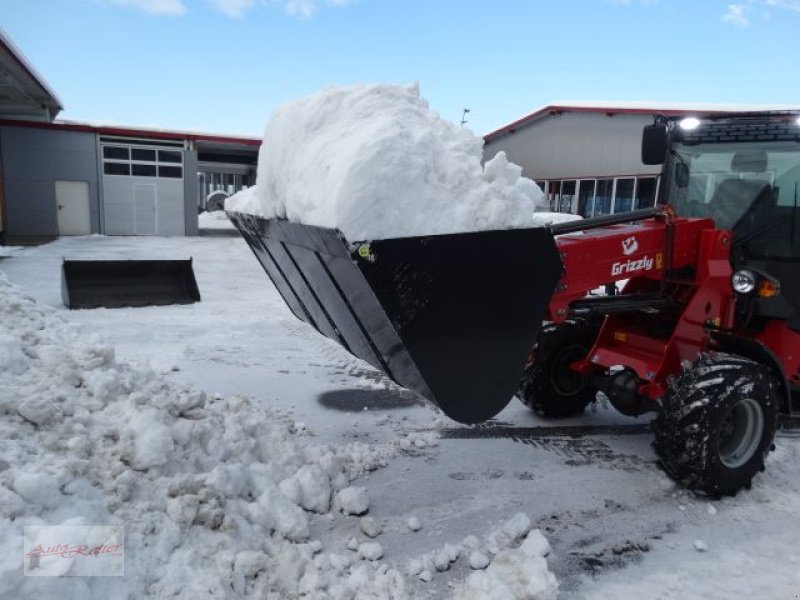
101,142,185,236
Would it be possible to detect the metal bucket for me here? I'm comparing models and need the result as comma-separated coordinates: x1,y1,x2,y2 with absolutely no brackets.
230,213,562,423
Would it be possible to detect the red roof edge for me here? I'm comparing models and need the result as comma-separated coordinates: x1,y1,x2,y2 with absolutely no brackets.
0,118,262,147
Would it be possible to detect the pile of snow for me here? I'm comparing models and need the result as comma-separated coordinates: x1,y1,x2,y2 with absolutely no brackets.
197,210,235,230
452,530,558,600
227,83,549,239
0,273,409,598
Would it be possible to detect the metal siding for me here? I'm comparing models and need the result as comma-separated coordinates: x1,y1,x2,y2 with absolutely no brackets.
183,149,199,236
0,126,100,237
483,112,663,180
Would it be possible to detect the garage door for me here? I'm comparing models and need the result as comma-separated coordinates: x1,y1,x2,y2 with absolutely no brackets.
101,142,185,235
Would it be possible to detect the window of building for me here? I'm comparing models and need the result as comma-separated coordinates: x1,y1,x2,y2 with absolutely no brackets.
103,146,129,160
634,177,658,209
159,166,183,178
577,180,596,217
132,164,157,177
158,150,182,164
104,162,130,176
131,148,156,162
560,180,576,213
547,181,561,212
614,178,635,213
594,179,614,215
102,143,184,179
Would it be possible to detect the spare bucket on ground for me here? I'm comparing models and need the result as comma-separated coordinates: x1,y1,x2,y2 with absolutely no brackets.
62,259,201,309
230,212,563,424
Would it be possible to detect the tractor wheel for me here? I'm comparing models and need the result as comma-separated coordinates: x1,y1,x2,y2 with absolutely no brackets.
518,321,598,418
653,352,779,497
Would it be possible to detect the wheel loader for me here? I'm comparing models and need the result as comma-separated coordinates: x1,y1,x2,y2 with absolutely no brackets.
230,111,800,496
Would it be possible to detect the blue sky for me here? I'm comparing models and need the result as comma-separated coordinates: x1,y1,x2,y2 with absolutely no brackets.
1,0,799,137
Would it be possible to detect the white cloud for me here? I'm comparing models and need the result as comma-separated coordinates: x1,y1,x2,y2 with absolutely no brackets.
764,0,800,11
723,3,751,26
105,0,187,15
722,0,800,26
206,0,357,18
210,0,256,17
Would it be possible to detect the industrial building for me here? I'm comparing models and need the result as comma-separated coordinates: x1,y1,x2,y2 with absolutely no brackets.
483,102,800,217
0,30,260,243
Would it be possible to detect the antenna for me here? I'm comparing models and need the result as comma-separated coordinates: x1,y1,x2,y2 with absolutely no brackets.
460,108,470,128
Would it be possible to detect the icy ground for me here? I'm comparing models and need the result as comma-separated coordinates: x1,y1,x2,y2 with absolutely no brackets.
3,235,800,599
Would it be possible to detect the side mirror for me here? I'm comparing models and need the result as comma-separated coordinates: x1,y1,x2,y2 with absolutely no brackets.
641,124,668,165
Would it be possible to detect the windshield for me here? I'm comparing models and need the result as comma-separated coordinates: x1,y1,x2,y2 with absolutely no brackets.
665,140,800,260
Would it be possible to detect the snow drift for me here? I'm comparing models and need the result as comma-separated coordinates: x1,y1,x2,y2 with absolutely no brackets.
0,271,560,598
227,83,548,239
0,273,402,598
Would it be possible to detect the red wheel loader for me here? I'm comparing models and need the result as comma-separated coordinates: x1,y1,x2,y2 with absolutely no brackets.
230,111,800,496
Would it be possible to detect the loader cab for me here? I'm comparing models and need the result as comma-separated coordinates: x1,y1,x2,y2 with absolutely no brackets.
643,113,800,331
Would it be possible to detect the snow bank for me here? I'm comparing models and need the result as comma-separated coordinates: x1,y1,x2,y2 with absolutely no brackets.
0,273,407,598
227,83,547,239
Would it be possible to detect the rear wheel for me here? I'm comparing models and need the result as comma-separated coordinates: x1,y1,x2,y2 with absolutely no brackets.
518,321,598,418
653,352,779,496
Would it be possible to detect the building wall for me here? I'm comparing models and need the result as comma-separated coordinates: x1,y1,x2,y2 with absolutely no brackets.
183,149,199,236
0,126,100,238
484,112,662,180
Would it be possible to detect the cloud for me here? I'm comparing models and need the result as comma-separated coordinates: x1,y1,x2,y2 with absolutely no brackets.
105,0,187,15
208,0,357,18
723,3,750,26
764,0,800,11
210,0,256,17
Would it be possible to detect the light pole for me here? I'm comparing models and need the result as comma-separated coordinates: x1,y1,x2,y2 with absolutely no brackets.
460,108,470,128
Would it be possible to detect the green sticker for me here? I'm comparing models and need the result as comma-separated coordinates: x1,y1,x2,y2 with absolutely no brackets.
357,244,371,258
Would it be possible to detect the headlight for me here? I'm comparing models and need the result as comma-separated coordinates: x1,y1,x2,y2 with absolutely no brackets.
732,270,757,294
679,117,701,131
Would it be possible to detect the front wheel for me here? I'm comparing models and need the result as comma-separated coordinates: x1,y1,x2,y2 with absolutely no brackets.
653,352,779,496
518,321,598,418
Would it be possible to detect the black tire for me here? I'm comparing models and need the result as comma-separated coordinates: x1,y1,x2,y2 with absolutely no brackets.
518,321,598,418
653,352,779,496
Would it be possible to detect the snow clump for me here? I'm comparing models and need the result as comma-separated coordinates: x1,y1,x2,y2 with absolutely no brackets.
452,529,558,599
227,82,548,239
336,485,370,515
0,273,405,598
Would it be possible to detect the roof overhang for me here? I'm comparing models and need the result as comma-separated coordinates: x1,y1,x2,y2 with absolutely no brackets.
0,29,63,122
0,117,262,148
483,102,800,143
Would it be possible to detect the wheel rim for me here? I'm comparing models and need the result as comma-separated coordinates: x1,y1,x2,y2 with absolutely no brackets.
550,344,588,397
718,397,765,469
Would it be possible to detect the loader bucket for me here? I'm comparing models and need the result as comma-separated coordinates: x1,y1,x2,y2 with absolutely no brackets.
61,259,201,309
229,213,563,424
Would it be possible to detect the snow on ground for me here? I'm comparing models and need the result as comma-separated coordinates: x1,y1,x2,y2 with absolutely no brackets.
2,235,800,599
198,210,236,231
227,83,546,239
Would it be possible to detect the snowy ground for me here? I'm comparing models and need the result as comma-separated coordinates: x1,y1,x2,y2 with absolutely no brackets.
2,235,800,599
